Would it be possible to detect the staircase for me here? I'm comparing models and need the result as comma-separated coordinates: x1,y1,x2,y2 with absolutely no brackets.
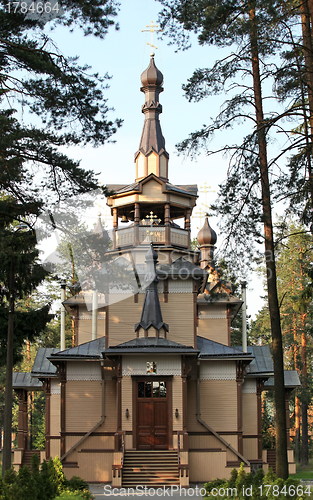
22,450,40,468
267,449,276,473
122,450,179,487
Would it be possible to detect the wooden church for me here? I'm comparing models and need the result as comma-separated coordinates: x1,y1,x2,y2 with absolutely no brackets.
12,55,299,486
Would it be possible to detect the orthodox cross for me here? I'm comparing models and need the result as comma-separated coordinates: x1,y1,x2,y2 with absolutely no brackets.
146,211,159,225
141,21,163,52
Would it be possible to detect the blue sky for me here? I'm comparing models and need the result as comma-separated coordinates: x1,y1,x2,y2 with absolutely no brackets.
43,0,265,317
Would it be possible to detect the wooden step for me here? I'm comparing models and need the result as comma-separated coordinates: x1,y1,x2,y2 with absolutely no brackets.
22,450,40,467
122,450,179,486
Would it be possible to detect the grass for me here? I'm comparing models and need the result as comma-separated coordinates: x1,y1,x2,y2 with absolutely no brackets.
290,460,313,480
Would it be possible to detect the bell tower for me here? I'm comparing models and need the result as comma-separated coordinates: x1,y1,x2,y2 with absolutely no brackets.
135,54,169,181
106,55,198,262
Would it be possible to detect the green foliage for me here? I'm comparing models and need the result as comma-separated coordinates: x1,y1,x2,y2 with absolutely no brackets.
64,476,89,492
0,458,92,500
54,489,93,500
204,465,309,499
0,0,122,223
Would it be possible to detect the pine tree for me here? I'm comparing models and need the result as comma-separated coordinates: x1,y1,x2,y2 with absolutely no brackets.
157,0,292,477
251,223,313,464
0,0,122,210
0,197,51,474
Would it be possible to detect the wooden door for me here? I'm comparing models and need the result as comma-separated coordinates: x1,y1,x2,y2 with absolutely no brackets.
136,380,169,450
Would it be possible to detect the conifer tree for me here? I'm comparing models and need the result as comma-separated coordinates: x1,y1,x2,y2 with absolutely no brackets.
0,0,122,210
0,197,51,474
157,0,294,477
250,225,313,464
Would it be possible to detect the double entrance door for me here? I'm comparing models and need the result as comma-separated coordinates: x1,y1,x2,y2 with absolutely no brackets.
135,379,170,450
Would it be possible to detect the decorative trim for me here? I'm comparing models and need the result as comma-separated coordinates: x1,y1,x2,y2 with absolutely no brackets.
189,431,241,436
79,312,106,320
123,367,181,376
200,362,236,380
168,281,193,293
198,313,227,319
122,356,181,376
242,380,257,394
67,362,101,381
79,449,115,453
51,381,61,394
189,448,223,452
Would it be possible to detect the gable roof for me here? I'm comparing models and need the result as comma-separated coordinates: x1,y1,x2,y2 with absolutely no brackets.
265,370,301,389
159,258,207,281
48,337,106,360
104,337,198,355
244,345,274,376
106,177,197,198
32,348,59,377
198,336,254,360
13,372,43,390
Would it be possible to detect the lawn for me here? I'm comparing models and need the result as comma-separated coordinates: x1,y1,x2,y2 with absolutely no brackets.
290,461,313,480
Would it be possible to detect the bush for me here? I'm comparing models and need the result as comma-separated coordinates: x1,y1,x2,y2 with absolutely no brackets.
204,464,310,500
54,489,93,500
65,476,89,491
0,457,93,500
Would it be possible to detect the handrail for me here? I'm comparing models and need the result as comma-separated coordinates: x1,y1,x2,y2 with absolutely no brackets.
61,363,106,462
121,430,125,466
177,432,181,465
196,361,250,467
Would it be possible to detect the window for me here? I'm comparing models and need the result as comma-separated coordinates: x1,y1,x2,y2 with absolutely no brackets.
137,381,167,398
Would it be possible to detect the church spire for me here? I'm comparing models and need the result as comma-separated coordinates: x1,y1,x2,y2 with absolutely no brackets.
135,244,169,337
135,55,169,182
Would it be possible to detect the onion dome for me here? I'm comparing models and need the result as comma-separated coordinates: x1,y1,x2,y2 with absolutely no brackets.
141,55,163,87
197,217,217,247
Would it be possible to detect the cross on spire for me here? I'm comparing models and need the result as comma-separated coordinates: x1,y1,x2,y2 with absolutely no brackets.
141,21,163,53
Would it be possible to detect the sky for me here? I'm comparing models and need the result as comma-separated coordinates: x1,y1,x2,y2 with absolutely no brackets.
41,0,265,318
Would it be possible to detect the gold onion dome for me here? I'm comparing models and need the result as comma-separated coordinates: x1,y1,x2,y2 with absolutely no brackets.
197,217,217,247
141,55,163,87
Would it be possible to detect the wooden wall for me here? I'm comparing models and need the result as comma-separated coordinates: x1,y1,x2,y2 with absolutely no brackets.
108,292,195,347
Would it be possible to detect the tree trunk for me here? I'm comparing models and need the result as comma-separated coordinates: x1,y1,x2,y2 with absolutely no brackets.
249,4,288,478
300,0,313,219
300,314,309,465
2,261,15,475
293,322,301,463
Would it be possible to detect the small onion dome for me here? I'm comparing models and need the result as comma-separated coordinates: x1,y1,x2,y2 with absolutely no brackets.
197,217,217,246
141,55,163,87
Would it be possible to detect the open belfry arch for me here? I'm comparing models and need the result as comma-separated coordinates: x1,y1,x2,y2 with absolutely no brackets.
13,55,300,486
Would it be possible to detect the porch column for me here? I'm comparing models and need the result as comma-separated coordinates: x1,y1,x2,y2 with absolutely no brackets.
285,389,292,449
236,362,244,455
60,364,66,457
257,380,264,460
185,209,192,246
134,203,140,244
113,208,118,249
44,380,51,459
114,359,122,451
164,203,170,245
17,389,28,450
181,357,189,451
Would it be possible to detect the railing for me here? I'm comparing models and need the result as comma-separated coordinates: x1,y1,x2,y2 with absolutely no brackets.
177,431,189,486
112,431,126,487
114,226,189,249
